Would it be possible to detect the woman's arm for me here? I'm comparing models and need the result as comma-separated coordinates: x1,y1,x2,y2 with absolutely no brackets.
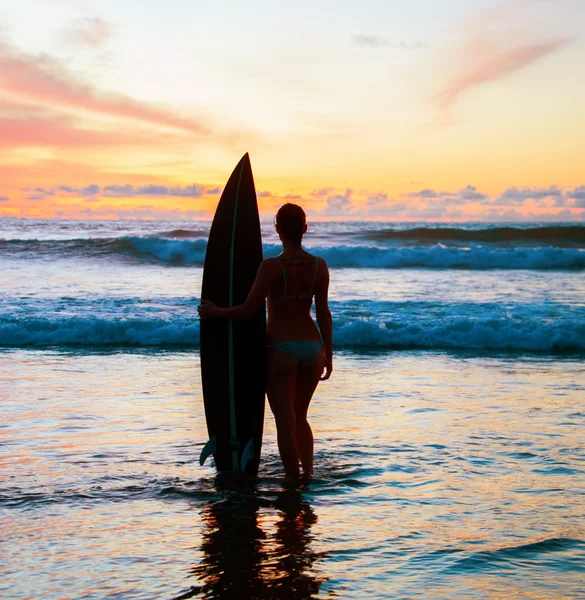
314,259,333,380
198,259,275,319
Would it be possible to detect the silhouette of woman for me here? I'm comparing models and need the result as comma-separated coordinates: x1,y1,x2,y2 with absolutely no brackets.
198,203,333,477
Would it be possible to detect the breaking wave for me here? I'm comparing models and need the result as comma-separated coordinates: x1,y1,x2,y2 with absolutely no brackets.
361,225,585,246
2,237,584,270
2,310,583,351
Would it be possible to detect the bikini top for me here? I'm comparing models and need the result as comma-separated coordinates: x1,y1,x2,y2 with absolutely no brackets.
273,256,319,303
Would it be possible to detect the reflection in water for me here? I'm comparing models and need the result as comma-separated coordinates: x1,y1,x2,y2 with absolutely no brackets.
176,477,327,599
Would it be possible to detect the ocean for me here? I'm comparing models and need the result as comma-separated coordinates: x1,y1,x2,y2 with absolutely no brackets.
1,218,584,599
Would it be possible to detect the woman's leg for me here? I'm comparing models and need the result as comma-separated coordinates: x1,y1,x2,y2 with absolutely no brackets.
294,351,325,476
266,348,300,476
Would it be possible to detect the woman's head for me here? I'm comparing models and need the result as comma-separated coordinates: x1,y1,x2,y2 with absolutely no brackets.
275,203,307,248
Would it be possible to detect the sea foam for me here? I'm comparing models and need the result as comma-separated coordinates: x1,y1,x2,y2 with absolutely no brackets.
2,312,583,351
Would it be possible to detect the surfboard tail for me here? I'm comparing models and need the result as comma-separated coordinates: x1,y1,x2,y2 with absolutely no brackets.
240,438,255,472
199,434,217,466
200,435,255,474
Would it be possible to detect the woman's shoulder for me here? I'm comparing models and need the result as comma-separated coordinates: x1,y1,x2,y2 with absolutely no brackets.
302,250,328,269
307,252,327,267
268,249,327,269
261,256,282,268
300,248,324,261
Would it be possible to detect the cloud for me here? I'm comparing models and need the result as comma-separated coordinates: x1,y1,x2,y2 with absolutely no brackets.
26,183,208,200
438,40,571,110
56,184,99,196
310,187,335,198
366,193,388,206
0,114,171,149
437,1,573,111
7,176,584,220
83,184,100,196
321,189,353,215
104,184,205,198
61,17,113,47
483,206,579,222
0,39,209,136
460,185,488,201
0,96,190,149
493,185,564,205
74,204,208,220
301,181,585,220
34,186,55,196
0,98,198,152
567,186,585,200
352,34,426,49
0,196,9,201
405,185,486,205
401,184,585,217
404,188,440,199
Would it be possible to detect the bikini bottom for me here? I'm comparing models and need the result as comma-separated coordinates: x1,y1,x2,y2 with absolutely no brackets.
268,340,324,365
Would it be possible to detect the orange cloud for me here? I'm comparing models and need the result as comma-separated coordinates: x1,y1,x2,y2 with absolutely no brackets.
437,0,573,112
438,39,571,111
0,115,169,149
3,175,585,220
0,40,209,135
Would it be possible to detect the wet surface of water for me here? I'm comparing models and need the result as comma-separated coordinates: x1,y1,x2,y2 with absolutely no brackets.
2,350,584,598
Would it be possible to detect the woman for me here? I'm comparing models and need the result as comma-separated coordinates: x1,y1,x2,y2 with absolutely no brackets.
198,203,332,478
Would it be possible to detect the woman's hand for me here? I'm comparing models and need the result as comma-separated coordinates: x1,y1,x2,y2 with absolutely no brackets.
197,299,217,319
320,354,333,380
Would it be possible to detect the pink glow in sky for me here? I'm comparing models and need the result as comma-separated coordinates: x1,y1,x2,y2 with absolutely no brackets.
0,0,583,220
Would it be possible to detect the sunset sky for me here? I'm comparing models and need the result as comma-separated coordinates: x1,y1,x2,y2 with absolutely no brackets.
1,0,584,220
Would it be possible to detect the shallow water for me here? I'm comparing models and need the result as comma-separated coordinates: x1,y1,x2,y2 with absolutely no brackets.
2,350,584,599
2,218,584,597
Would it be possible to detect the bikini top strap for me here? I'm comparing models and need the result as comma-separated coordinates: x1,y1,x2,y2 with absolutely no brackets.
275,257,287,297
310,257,319,295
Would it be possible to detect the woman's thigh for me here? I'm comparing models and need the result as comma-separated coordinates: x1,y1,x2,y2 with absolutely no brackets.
295,350,325,419
266,348,298,424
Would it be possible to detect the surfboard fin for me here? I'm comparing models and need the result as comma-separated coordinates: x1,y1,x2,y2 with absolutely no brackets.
240,438,255,472
199,434,217,466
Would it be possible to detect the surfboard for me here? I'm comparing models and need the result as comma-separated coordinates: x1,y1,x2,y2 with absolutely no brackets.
199,153,266,474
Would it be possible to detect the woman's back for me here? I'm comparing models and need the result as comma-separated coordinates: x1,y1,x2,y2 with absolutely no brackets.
267,251,323,342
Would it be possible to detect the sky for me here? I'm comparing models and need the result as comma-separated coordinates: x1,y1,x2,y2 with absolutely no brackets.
1,0,584,221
